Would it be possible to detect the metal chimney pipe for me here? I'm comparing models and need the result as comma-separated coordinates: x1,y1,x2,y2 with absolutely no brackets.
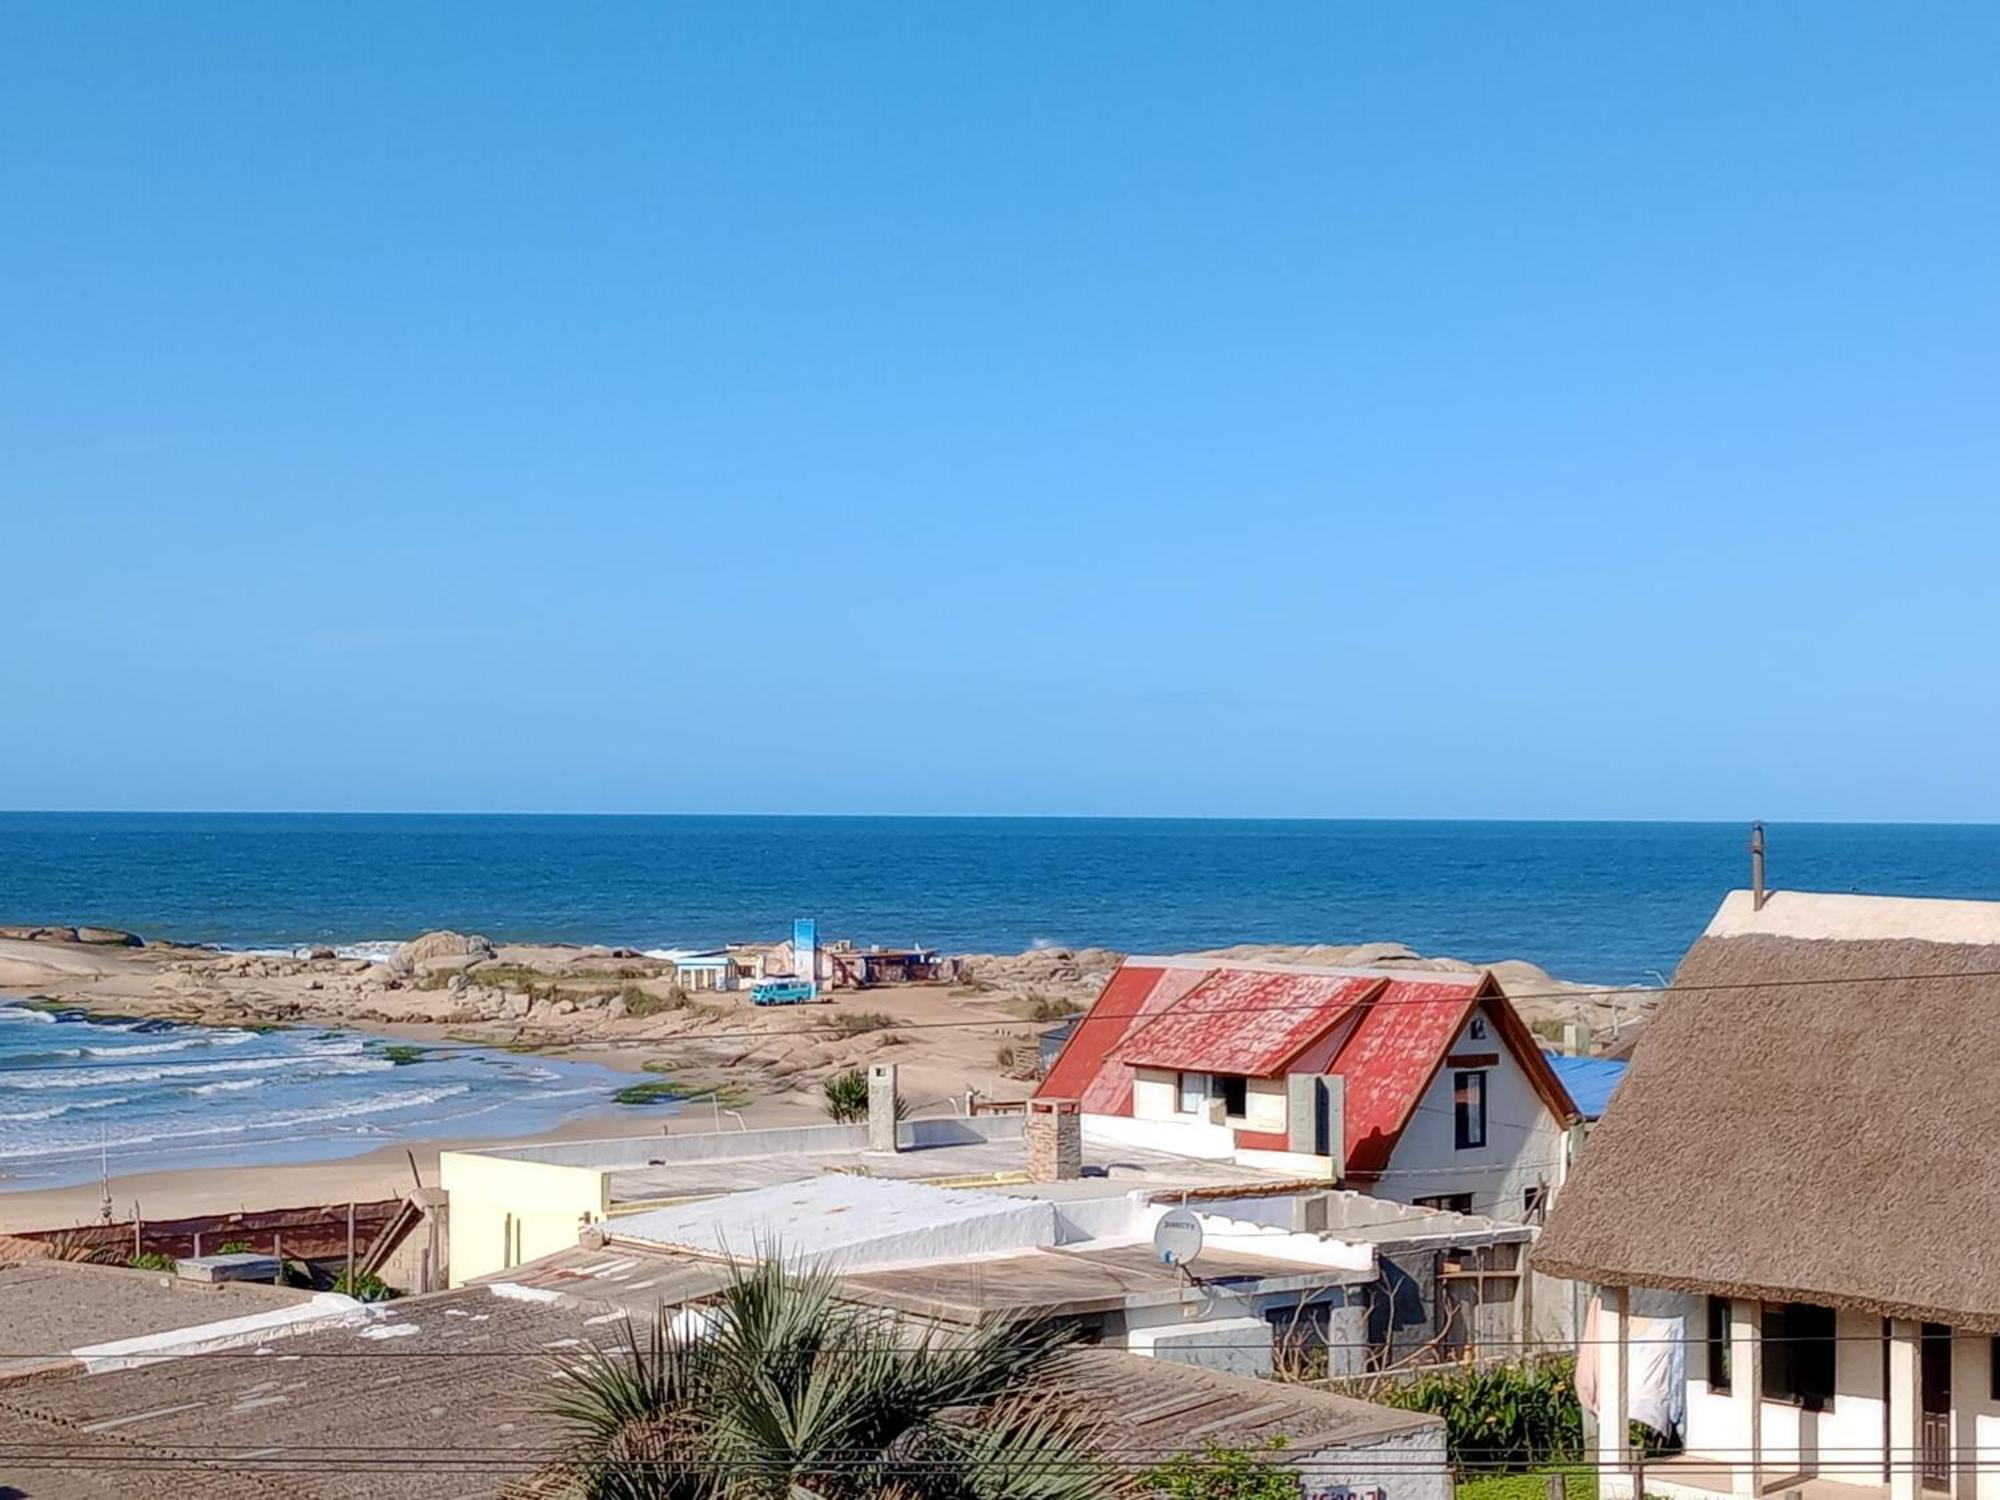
1750,822,1767,910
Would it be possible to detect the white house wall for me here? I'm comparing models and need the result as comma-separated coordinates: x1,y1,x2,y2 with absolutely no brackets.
1369,1011,1566,1221
1956,1333,2000,1500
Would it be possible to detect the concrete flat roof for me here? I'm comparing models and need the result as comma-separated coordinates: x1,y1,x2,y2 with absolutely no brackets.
1059,1345,1442,1457
838,1239,1370,1323
0,1284,595,1499
0,1273,1436,1499
0,1260,311,1382
607,1135,1286,1206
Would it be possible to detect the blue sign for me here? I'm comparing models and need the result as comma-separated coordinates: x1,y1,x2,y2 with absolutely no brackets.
792,918,818,996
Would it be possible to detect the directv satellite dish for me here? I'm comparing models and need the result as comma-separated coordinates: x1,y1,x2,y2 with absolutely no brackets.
1153,1209,1203,1268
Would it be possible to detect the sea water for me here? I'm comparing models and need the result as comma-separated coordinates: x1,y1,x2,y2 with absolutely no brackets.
0,1002,628,1191
5,813,2000,983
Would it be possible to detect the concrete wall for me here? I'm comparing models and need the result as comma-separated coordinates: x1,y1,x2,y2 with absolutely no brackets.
438,1152,609,1286
1243,1076,1287,1132
1369,1011,1565,1222
1082,1109,1236,1159
1123,1312,1274,1378
1297,1426,1452,1500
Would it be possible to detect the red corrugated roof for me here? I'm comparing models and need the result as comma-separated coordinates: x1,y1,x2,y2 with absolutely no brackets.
1113,969,1381,1076
1037,963,1212,1115
1331,977,1484,1175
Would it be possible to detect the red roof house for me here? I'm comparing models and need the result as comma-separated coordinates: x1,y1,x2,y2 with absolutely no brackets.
1038,957,1579,1220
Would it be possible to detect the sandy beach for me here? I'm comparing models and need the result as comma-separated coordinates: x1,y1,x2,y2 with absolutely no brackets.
0,927,1641,1232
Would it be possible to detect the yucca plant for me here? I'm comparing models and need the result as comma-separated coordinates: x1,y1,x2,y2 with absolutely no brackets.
544,1258,1113,1500
820,1068,909,1124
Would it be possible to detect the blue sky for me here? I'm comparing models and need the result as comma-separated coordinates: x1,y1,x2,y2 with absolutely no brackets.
5,4,1997,819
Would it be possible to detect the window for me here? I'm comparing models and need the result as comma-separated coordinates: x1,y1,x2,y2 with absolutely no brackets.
1705,1296,1732,1394
1218,1074,1248,1119
1761,1302,1836,1410
1523,1185,1548,1224
1414,1192,1475,1214
1991,1337,1999,1401
1469,1017,1488,1041
1176,1072,1247,1119
1453,1071,1487,1149
1176,1072,1208,1114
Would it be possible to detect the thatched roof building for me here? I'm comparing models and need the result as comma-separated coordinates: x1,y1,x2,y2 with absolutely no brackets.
1534,888,2000,1333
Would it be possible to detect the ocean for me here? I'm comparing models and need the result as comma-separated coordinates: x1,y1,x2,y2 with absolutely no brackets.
0,1004,627,1191
5,813,1999,983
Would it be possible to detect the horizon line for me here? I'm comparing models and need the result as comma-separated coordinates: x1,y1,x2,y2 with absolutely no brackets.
2,808,1996,829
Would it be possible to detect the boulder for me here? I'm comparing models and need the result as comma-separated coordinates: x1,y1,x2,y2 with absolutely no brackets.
75,927,143,947
397,931,496,966
307,946,337,962
0,924,80,943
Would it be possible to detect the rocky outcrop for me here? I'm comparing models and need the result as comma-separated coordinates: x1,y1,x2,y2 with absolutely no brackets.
74,927,143,947
0,924,82,943
396,931,496,966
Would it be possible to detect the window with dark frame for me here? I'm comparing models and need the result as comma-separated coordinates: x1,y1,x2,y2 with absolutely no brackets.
1991,1336,1998,1402
1453,1070,1487,1149
1706,1296,1732,1393
1523,1185,1547,1223
1761,1302,1836,1410
1219,1073,1247,1118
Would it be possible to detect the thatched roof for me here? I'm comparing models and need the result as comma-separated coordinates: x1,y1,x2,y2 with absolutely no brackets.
1534,894,2000,1331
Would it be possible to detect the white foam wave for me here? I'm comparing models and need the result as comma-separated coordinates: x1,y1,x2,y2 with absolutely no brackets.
0,1005,57,1024
80,1035,230,1058
0,1053,391,1091
0,1095,133,1123
187,1078,267,1096
0,1083,475,1160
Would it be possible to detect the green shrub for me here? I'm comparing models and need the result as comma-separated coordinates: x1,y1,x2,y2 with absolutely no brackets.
621,983,687,1018
128,1252,177,1272
1356,1358,1584,1474
1141,1439,1298,1499
1005,992,1084,1022
332,1267,400,1301
821,1067,908,1123
822,1010,894,1038
1459,1466,1598,1500
612,1080,682,1106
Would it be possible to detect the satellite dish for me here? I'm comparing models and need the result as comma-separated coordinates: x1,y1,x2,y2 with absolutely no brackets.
1153,1208,1203,1268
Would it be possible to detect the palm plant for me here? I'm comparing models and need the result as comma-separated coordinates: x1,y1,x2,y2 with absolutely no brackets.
544,1258,1115,1500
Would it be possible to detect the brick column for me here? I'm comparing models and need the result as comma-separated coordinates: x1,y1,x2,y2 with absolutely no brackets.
1025,1098,1081,1182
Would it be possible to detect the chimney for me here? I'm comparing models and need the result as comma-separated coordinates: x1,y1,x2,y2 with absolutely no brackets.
867,1063,899,1153
1025,1097,1082,1182
1286,1074,1345,1169
1750,822,1767,910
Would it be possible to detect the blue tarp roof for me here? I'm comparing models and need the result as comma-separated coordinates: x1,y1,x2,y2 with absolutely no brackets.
1543,1051,1627,1121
